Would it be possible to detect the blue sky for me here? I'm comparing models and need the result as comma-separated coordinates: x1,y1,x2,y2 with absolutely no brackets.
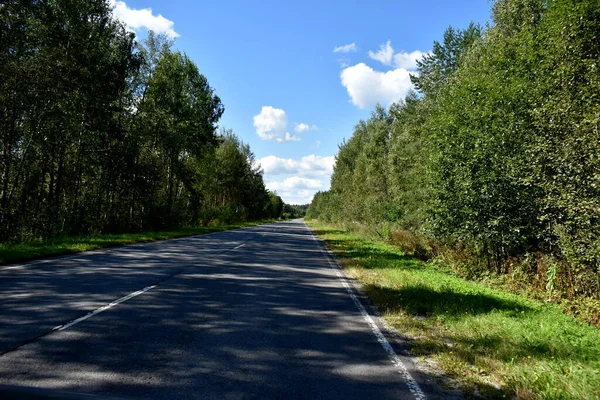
110,0,492,204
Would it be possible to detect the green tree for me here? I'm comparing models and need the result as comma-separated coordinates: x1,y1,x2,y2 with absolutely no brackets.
268,192,284,219
137,47,223,226
0,0,138,239
410,22,482,96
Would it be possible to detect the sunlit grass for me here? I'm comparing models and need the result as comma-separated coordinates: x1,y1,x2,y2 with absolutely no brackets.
307,220,600,400
0,220,274,265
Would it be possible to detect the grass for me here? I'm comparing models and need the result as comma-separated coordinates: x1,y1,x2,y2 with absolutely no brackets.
306,220,600,400
0,220,274,266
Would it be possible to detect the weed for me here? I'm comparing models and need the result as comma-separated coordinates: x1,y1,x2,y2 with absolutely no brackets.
308,220,600,399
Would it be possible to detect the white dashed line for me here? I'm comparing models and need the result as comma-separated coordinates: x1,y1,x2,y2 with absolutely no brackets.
53,285,156,332
50,240,253,333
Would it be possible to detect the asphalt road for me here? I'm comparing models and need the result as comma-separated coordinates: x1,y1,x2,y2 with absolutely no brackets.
0,220,453,399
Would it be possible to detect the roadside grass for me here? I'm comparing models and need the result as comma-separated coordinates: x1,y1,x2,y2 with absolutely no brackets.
0,220,275,266
307,220,600,400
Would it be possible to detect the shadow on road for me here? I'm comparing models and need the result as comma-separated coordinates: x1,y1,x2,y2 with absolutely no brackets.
0,221,447,399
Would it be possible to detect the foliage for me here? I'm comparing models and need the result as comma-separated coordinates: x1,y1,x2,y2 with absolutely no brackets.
0,1,283,241
410,22,483,96
282,203,309,219
308,220,600,399
308,0,600,311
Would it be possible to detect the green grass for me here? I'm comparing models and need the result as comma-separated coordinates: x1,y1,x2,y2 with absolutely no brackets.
307,220,600,400
0,220,274,266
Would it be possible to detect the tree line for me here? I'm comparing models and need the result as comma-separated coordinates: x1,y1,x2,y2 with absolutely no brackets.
308,0,600,301
282,203,309,219
1,0,285,242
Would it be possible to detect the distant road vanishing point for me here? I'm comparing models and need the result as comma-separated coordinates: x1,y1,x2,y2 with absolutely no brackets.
0,220,453,399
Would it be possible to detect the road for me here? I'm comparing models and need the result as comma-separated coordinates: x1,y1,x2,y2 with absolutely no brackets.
0,220,452,399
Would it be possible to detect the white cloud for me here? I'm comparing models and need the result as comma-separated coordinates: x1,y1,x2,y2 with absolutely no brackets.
270,188,314,205
253,106,293,143
342,41,427,108
284,132,300,142
258,154,334,177
394,50,426,70
340,63,413,109
294,123,319,134
110,0,179,38
258,154,335,204
368,40,394,65
295,123,310,133
338,57,351,68
253,107,317,142
333,43,358,53
368,41,425,70
266,177,324,205
268,177,323,191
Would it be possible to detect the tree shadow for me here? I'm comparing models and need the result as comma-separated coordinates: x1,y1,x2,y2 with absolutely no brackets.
362,283,598,370
363,285,532,318
318,238,426,271
0,221,446,400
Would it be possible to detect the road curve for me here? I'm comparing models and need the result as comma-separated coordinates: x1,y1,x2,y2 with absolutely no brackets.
0,220,454,399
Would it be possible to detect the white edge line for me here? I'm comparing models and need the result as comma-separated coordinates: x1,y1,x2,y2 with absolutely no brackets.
53,285,156,332
306,223,426,400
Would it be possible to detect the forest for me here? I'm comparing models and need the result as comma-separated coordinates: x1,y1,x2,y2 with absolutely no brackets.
0,0,287,243
308,0,600,316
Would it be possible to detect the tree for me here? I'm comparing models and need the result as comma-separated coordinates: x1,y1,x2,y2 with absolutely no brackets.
0,0,138,239
0,1,270,241
137,46,223,226
267,192,284,219
410,23,482,96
